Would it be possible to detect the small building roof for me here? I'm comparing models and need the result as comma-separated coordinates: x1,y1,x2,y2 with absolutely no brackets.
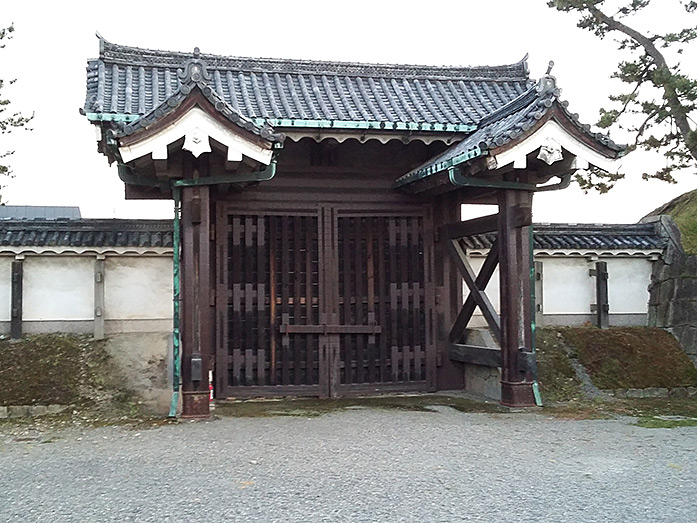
84,38,532,133
0,206,82,220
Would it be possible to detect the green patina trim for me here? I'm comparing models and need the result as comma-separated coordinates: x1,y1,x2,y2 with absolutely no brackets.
86,113,475,133
253,118,475,133
394,146,484,188
85,113,141,123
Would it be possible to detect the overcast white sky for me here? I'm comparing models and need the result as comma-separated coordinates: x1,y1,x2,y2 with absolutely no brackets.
2,0,697,222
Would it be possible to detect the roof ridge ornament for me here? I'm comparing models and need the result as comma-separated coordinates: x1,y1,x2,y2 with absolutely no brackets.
179,48,211,85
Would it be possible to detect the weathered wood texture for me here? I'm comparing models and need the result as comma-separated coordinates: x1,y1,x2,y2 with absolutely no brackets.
181,184,213,417
497,189,536,407
215,207,435,398
10,259,23,339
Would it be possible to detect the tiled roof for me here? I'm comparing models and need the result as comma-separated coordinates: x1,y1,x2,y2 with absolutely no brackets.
461,223,666,252
0,220,663,252
84,39,532,130
0,219,172,248
395,76,623,187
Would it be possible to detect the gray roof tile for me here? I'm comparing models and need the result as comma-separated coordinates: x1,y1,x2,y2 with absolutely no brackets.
460,223,666,252
84,39,532,128
395,76,624,187
0,220,173,249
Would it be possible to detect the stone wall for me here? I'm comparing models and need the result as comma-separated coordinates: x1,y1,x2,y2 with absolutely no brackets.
646,215,697,367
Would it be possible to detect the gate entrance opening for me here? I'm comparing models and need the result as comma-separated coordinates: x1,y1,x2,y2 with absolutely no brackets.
215,205,435,398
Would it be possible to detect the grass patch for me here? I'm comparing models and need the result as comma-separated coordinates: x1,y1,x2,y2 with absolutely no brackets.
650,188,697,255
636,416,697,429
555,327,697,390
0,334,137,414
214,394,505,418
535,329,584,402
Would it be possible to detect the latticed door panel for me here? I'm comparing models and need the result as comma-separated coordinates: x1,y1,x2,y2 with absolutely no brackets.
337,215,427,387
217,213,320,395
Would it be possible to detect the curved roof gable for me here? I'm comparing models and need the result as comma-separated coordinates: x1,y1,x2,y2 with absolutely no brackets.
84,38,532,132
395,75,625,189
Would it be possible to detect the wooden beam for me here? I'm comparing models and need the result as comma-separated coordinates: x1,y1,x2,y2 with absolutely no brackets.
441,213,498,239
446,239,501,342
449,344,536,373
449,239,499,344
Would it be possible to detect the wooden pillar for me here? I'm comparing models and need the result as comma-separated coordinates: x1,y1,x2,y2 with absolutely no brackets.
10,257,23,340
94,256,105,340
497,189,536,407
181,183,212,418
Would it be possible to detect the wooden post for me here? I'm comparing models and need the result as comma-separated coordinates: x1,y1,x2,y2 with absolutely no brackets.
534,261,543,329
591,261,610,329
94,257,105,340
10,257,23,340
497,189,536,407
181,183,212,418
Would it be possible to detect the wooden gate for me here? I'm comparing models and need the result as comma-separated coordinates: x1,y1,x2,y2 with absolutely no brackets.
216,206,435,398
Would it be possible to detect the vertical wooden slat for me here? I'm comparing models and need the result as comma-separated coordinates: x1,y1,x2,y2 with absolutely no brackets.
377,217,388,382
423,209,438,391
355,218,367,383
244,216,254,385
281,215,291,385
215,206,230,395
231,216,242,386
293,216,303,385
411,217,422,380
304,216,315,384
256,216,266,386
269,215,278,385
389,218,399,381
366,218,377,383
400,218,410,381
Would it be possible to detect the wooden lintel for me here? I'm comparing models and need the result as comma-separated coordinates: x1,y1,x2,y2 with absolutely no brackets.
449,344,535,373
441,213,498,240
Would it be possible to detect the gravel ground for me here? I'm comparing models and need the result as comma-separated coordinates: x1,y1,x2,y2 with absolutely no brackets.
1,407,696,522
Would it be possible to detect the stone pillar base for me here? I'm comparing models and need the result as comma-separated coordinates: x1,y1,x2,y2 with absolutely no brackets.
181,391,210,418
500,381,537,407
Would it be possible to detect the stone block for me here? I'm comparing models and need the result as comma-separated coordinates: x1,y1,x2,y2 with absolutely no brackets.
626,388,644,398
8,405,30,418
644,387,669,398
47,404,67,415
658,279,676,304
614,389,627,398
464,364,501,401
30,405,47,417
0,406,7,419
669,387,688,398
688,387,697,398
674,278,697,299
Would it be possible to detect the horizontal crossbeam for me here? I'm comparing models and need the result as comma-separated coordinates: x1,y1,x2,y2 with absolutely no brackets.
449,344,536,374
280,324,382,335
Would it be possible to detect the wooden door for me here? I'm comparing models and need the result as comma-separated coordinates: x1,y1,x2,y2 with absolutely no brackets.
215,206,435,398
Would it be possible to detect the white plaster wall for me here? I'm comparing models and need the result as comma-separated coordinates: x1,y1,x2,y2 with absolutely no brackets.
23,257,94,320
605,258,652,314
541,257,594,314
0,257,12,321
105,257,173,320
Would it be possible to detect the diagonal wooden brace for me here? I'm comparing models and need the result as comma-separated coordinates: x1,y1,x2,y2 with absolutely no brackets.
446,238,501,344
